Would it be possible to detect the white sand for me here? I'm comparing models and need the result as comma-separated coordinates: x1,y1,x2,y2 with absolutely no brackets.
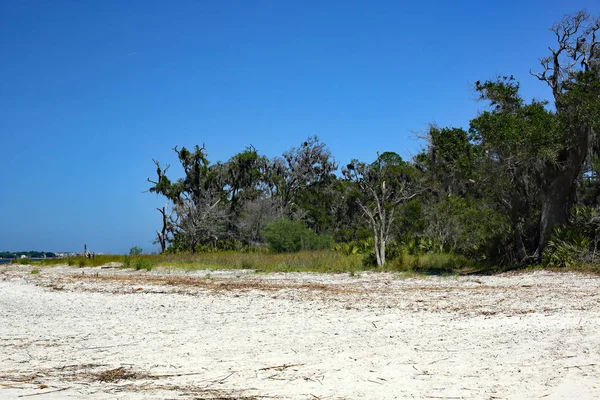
1,265,599,399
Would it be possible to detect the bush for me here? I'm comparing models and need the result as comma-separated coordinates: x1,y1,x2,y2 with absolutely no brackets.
133,258,153,271
129,246,143,256
11,257,31,265
423,196,509,261
262,219,333,253
543,225,591,268
390,252,472,275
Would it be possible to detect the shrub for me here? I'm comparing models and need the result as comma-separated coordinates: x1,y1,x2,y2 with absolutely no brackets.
133,258,153,271
543,225,590,268
423,196,509,261
11,257,31,265
239,259,255,269
262,219,333,253
362,250,378,267
129,246,143,256
390,252,472,275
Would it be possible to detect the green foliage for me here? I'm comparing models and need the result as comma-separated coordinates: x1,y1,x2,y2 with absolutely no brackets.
129,246,143,256
544,226,590,268
133,258,153,271
333,239,373,256
543,206,600,268
127,250,363,273
423,196,509,261
389,252,473,275
30,268,40,275
140,11,600,271
11,257,32,265
262,219,333,253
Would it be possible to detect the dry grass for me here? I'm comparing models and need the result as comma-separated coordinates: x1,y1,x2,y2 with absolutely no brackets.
34,250,365,273
95,367,139,382
67,272,358,295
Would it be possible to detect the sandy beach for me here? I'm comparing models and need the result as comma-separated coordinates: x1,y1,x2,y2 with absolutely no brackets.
1,264,599,399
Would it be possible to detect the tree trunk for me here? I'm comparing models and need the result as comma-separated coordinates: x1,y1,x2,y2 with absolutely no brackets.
379,238,386,267
156,231,166,253
536,128,590,258
373,231,382,267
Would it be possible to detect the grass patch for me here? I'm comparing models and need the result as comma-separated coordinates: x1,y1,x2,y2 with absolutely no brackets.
11,258,32,265
95,367,139,382
35,251,363,273
30,268,40,275
38,255,125,268
133,258,153,271
32,249,598,276
386,252,473,275
160,250,364,273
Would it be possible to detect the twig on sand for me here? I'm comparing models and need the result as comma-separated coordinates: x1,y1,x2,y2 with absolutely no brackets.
564,363,598,369
204,371,235,384
259,363,305,371
81,343,137,351
151,371,206,378
429,357,451,365
18,387,71,397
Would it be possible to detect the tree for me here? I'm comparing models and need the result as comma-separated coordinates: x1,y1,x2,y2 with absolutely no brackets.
470,76,559,263
529,10,600,257
147,159,177,252
129,246,143,256
174,194,230,253
343,152,420,267
270,136,338,215
225,145,269,215
148,145,233,252
419,125,481,196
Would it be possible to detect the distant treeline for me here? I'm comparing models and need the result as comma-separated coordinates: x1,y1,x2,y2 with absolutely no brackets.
147,11,600,270
0,251,56,259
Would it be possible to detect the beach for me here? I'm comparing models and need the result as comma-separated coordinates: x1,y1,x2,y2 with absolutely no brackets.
1,264,599,399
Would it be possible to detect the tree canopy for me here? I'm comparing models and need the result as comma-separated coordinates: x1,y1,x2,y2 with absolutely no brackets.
147,10,600,270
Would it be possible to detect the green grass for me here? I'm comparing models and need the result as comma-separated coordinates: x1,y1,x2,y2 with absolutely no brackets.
34,250,364,274
32,249,599,276
157,250,364,273
384,252,474,275
37,254,125,267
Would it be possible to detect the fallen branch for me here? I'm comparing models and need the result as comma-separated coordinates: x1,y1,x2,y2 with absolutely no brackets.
259,363,304,371
18,387,71,397
151,371,206,378
564,363,599,369
205,371,235,384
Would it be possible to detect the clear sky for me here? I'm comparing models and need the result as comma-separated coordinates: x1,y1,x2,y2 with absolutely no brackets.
1,1,599,254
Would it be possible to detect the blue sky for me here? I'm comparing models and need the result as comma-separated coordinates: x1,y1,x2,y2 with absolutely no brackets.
1,1,598,254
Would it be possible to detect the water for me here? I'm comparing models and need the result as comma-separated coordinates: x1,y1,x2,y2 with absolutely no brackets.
0,258,47,264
